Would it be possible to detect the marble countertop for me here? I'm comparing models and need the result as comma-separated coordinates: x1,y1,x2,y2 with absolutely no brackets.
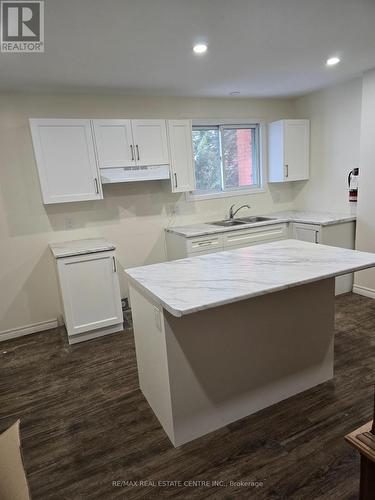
126,239,375,317
50,238,116,258
166,210,356,238
269,210,356,226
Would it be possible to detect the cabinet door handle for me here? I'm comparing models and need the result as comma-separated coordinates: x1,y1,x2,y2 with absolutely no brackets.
315,232,319,244
130,144,134,161
136,145,140,161
94,178,99,194
112,256,117,273
174,173,178,188
285,164,289,178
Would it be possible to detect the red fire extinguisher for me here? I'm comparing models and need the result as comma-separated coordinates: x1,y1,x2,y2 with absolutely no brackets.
348,168,359,202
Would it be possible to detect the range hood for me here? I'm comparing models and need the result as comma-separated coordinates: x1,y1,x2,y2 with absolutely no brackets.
100,165,170,184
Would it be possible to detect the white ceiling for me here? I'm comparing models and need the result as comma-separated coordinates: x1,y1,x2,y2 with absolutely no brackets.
1,0,375,97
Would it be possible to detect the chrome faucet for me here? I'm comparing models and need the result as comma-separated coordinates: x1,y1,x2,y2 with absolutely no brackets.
228,204,251,220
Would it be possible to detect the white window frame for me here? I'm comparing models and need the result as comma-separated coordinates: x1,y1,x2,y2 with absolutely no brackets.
187,119,266,202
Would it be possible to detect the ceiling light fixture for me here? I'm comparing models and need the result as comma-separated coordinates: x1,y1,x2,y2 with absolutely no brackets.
229,91,241,96
193,44,207,55
326,56,340,66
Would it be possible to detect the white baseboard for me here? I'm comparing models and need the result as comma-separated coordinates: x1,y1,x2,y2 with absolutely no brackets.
353,284,375,300
0,319,58,342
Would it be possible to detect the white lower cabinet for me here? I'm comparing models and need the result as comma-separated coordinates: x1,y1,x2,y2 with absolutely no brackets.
55,250,123,343
292,223,320,243
291,221,356,295
165,223,288,260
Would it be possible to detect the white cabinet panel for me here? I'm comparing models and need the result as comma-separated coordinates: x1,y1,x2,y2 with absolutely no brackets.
268,119,309,183
92,120,135,168
168,120,195,193
57,251,123,337
30,119,102,204
131,120,169,166
292,223,320,243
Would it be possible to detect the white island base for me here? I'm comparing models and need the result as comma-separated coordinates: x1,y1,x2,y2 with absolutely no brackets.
129,277,335,447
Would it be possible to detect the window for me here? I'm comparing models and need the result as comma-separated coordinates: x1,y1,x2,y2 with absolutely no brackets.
191,124,261,198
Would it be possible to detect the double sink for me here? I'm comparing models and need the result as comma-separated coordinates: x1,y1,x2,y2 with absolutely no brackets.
210,216,275,227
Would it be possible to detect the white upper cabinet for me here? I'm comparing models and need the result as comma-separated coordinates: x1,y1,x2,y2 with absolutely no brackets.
268,119,310,182
168,120,196,193
92,120,135,168
30,117,195,203
131,119,169,166
30,119,103,204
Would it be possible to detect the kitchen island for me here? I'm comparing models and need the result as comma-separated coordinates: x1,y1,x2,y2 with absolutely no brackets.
125,240,375,447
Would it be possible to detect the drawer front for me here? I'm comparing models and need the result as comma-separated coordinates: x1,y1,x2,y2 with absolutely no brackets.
223,223,288,249
187,234,224,254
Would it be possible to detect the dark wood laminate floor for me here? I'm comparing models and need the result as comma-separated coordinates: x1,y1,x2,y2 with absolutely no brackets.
1,293,375,499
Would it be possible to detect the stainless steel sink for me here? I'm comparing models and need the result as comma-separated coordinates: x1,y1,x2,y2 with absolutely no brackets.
210,216,275,227
210,219,248,227
236,216,275,223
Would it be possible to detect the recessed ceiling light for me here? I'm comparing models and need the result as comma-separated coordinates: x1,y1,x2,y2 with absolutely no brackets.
229,91,241,96
193,44,207,55
326,57,340,66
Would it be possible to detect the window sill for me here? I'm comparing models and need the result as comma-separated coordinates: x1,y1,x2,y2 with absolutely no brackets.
186,187,266,202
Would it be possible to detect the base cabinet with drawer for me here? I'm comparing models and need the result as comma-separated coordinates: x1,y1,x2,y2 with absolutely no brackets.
165,223,288,260
51,244,124,344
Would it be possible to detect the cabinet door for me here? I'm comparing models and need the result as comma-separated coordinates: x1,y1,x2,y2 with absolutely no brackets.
292,223,320,243
92,120,135,168
168,120,196,193
131,120,169,166
284,120,309,181
57,251,123,336
30,119,102,204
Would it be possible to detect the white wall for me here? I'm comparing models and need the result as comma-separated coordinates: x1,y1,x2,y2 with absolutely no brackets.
0,93,296,334
354,69,375,294
293,78,362,212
